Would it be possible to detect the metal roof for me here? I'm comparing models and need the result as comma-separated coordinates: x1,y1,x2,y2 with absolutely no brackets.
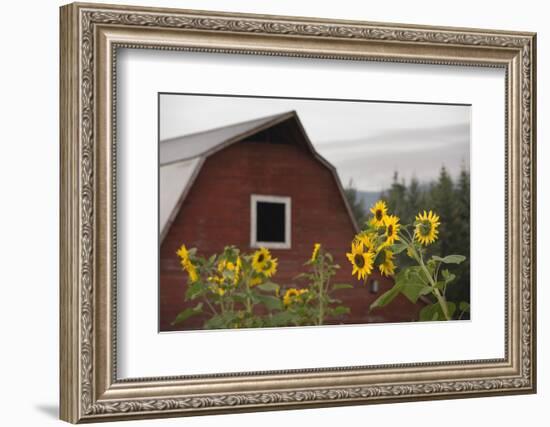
159,157,202,239
160,112,294,165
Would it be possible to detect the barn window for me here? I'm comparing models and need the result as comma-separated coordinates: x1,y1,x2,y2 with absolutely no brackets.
250,195,291,249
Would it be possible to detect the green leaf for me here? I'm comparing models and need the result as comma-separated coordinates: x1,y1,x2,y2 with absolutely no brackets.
404,266,425,283
256,295,283,311
434,281,445,290
331,306,350,316
441,269,456,285
432,255,466,264
401,281,431,304
370,282,403,310
331,283,354,290
204,312,237,329
267,312,295,327
397,267,431,304
419,302,456,321
230,292,250,304
447,302,456,318
459,301,470,312
390,242,408,255
257,282,280,293
419,303,438,321
185,282,205,300
204,316,221,329
171,303,203,325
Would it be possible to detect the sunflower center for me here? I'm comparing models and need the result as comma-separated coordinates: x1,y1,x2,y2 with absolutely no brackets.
419,220,432,236
387,225,393,236
354,254,365,268
375,209,383,221
257,254,265,263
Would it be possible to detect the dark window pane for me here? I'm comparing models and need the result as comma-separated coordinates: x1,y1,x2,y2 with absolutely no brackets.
256,202,285,243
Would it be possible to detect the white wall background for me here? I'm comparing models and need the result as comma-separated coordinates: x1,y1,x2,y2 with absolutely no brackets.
0,0,545,425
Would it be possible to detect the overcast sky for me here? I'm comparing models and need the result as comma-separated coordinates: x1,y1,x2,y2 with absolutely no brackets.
160,94,470,192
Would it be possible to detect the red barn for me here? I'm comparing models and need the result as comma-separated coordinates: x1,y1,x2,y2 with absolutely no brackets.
159,111,423,331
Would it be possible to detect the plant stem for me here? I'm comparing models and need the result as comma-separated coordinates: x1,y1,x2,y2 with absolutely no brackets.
219,297,225,315
401,232,451,321
318,262,324,326
202,294,218,316
417,257,450,320
245,281,252,315
432,287,450,320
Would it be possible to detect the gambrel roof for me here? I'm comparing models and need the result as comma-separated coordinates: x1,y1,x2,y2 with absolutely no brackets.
160,111,358,241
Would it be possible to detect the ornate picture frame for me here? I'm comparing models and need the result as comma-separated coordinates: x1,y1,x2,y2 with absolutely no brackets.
60,2,536,423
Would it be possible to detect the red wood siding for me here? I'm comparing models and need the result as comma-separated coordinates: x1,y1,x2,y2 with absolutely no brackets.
159,141,423,331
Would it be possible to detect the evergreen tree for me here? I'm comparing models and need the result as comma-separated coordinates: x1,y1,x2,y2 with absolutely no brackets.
429,166,455,257
343,179,367,226
383,172,408,220
445,165,470,313
405,176,423,224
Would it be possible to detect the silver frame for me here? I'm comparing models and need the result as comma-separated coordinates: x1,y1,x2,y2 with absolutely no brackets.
60,2,536,423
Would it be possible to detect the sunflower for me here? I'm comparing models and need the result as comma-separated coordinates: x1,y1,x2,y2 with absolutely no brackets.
283,288,308,306
353,231,376,253
207,274,226,296
383,215,401,245
252,247,278,278
379,249,396,277
233,257,242,285
370,200,388,227
176,244,191,266
261,258,278,278
217,259,236,272
176,244,198,283
208,275,223,285
252,247,271,273
217,258,240,285
346,241,374,280
249,276,262,287
185,262,199,283
414,210,440,246
310,243,321,262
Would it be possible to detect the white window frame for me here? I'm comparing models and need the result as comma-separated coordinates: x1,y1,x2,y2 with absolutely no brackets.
250,194,291,249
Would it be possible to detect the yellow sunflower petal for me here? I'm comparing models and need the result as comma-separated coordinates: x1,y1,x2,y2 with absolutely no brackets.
383,215,401,245
310,243,321,262
369,200,388,227
252,247,271,273
414,210,440,246
346,241,374,280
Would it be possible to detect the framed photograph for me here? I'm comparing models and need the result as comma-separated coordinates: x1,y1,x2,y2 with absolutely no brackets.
60,2,537,423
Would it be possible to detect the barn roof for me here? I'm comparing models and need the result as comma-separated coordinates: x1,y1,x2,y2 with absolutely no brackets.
160,111,359,240
160,112,291,165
